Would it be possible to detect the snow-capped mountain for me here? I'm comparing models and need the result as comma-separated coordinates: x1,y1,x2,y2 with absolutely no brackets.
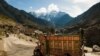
30,11,73,28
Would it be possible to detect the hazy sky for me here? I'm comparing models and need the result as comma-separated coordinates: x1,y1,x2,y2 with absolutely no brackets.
5,0,100,17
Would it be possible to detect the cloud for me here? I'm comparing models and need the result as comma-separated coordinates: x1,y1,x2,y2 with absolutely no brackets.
72,0,100,8
48,3,59,12
60,5,83,17
73,0,89,3
62,0,99,17
35,3,59,14
35,7,47,14
73,0,99,4
34,0,99,17
66,6,83,17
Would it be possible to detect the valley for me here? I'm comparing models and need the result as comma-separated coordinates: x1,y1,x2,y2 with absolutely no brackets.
0,0,100,56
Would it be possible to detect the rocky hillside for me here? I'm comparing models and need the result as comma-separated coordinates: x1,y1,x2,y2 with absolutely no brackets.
0,0,52,30
65,2,100,47
30,11,72,28
0,14,16,26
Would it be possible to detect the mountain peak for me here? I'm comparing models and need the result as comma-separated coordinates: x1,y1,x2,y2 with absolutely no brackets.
0,0,52,30
30,11,72,28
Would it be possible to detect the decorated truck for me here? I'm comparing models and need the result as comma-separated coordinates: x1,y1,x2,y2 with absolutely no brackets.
39,35,81,56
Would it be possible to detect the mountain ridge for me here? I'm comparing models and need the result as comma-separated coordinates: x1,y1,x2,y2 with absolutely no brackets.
64,2,100,47
0,0,52,29
30,11,73,28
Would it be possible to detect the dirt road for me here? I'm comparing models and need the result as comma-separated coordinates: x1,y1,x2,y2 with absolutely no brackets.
3,34,38,56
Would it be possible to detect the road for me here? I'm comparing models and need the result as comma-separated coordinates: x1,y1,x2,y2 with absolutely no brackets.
3,34,38,56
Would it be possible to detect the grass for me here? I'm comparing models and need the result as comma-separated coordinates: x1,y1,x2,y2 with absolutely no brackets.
0,29,4,36
0,14,16,26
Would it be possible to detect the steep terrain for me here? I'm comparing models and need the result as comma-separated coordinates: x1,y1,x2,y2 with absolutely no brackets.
53,12,72,28
0,0,51,30
65,2,100,47
30,11,72,28
65,2,100,27
0,14,16,26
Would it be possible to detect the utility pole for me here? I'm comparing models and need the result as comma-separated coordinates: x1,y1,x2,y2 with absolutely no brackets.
44,35,49,56
80,28,86,56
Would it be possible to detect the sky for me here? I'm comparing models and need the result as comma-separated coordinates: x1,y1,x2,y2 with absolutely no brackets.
5,0,100,17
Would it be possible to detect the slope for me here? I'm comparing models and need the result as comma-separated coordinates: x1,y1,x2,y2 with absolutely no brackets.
65,2,100,47
0,0,51,30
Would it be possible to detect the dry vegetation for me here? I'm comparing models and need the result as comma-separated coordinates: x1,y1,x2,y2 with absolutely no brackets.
0,14,16,26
